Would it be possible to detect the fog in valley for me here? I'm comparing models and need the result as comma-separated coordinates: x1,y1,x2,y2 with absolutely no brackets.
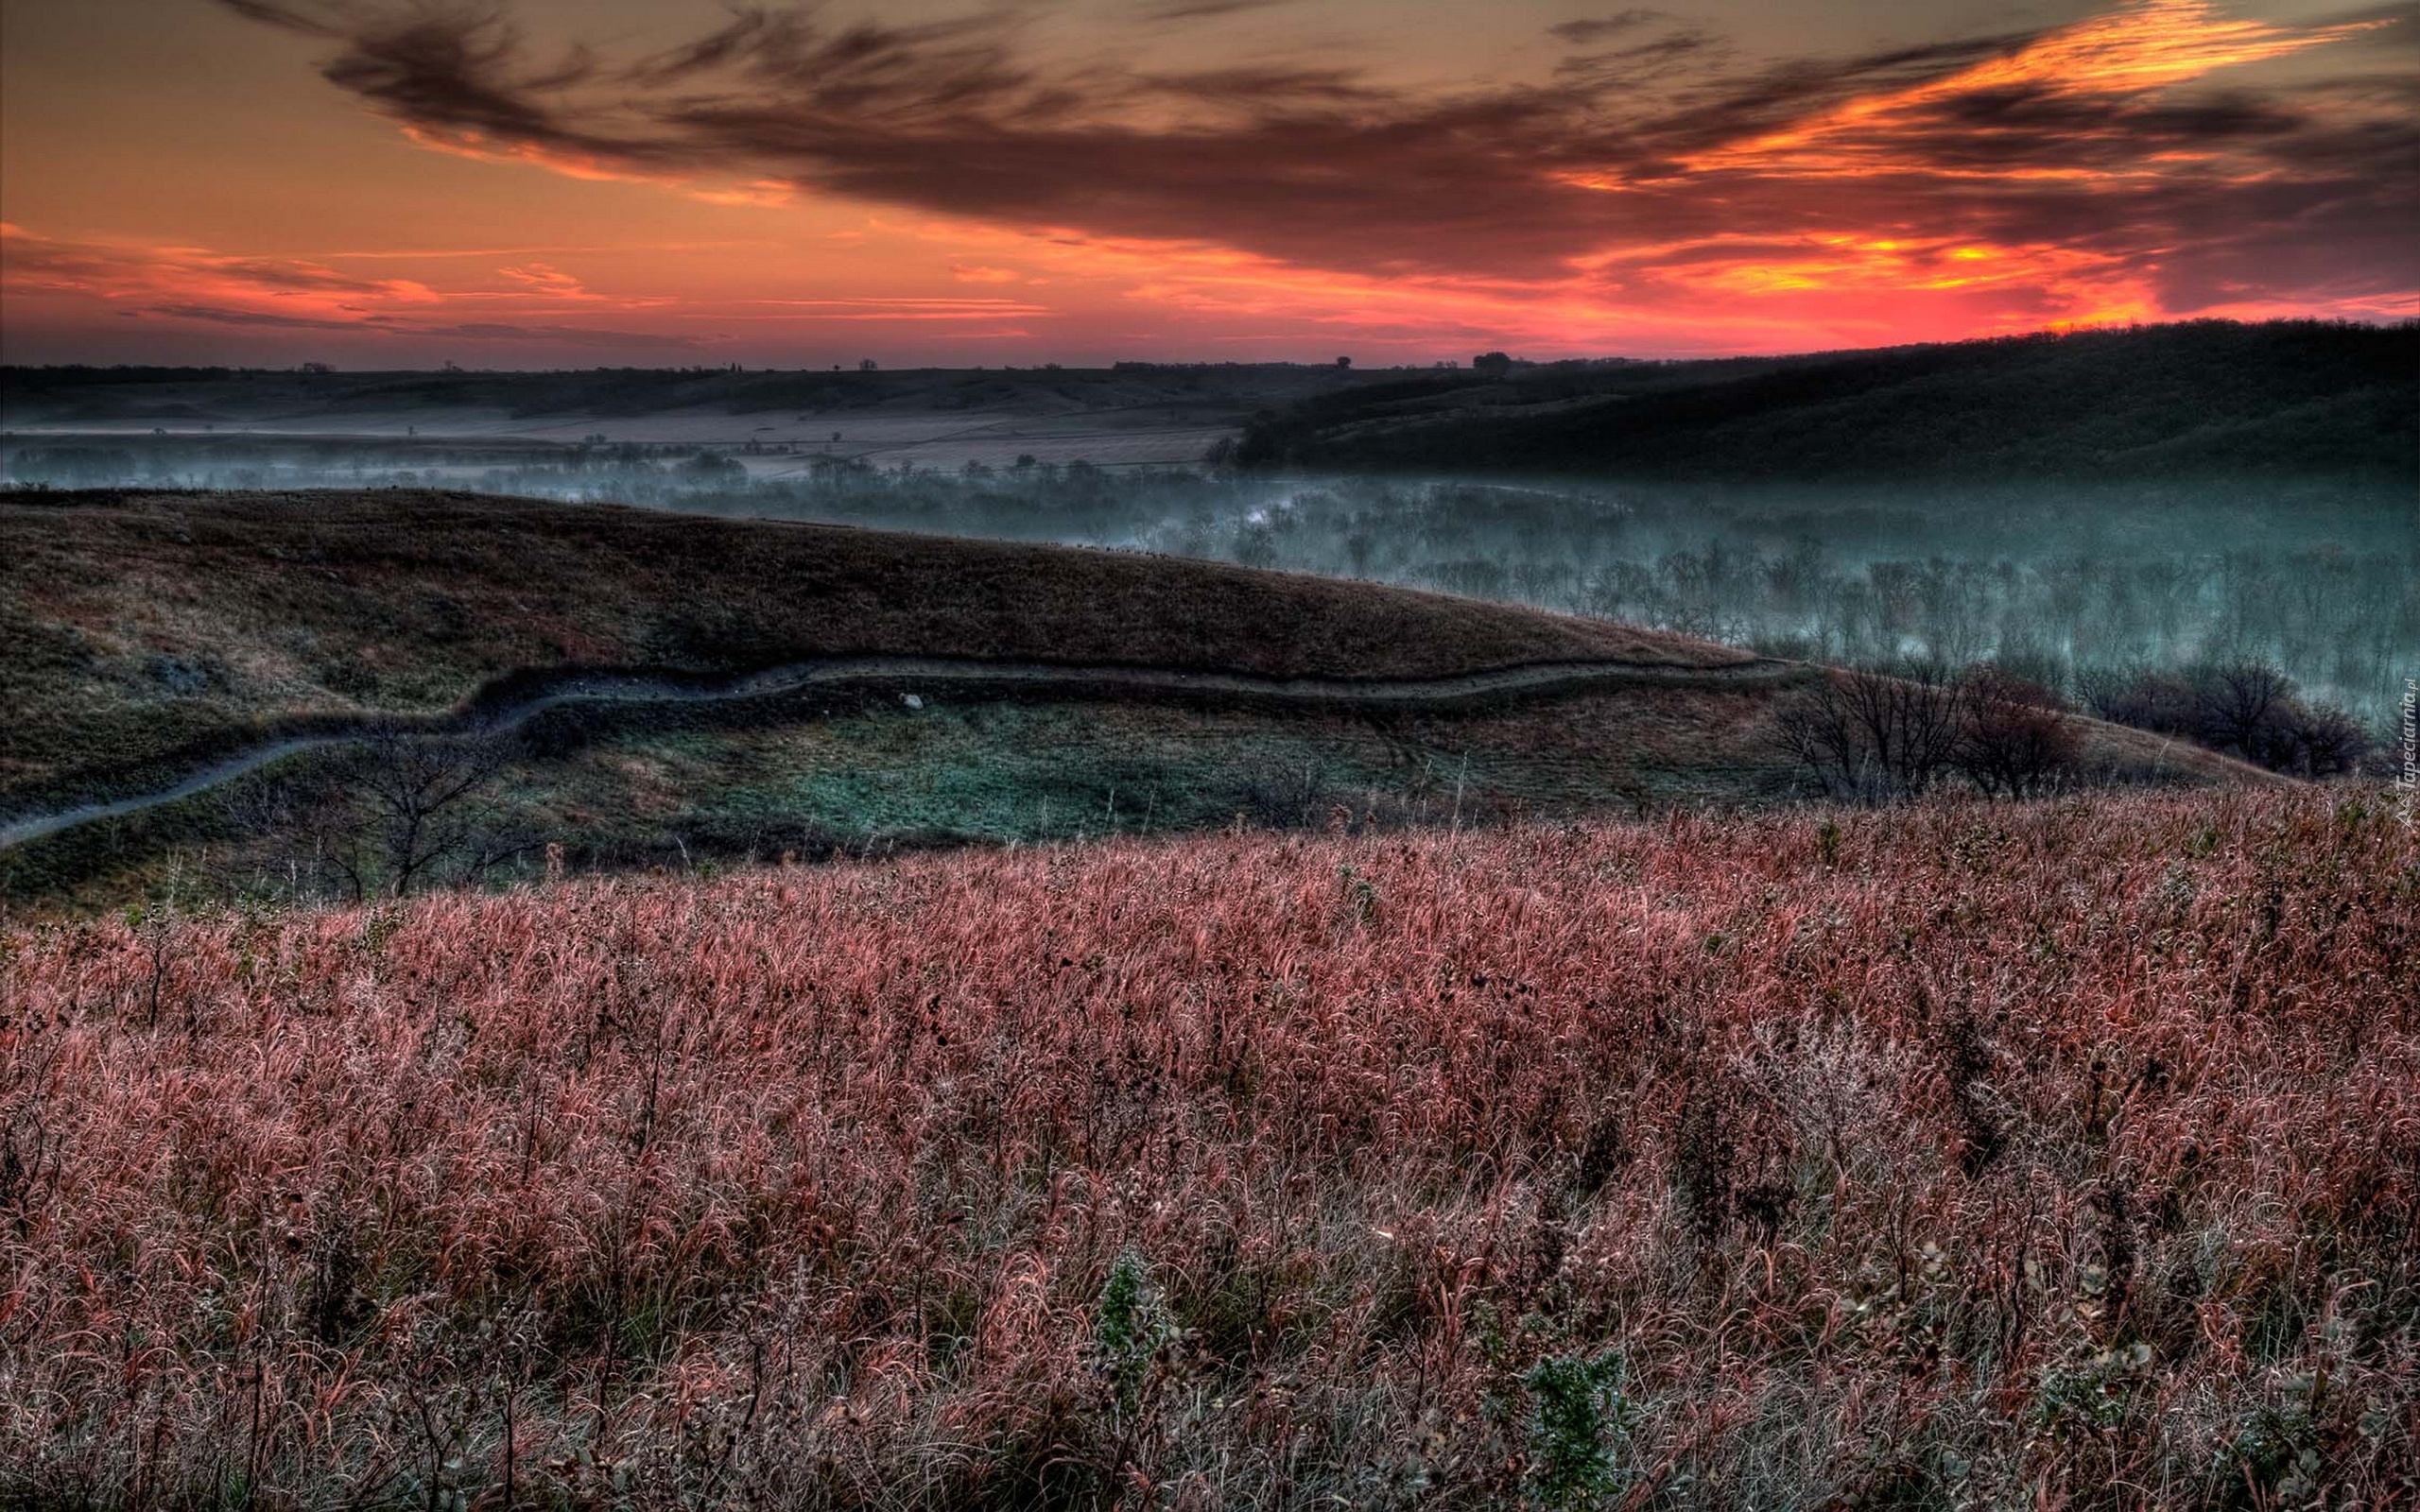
6,436,2409,742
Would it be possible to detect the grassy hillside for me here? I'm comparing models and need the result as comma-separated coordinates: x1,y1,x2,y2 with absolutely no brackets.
1236,321,2418,481
3,788,2411,1506
0,489,1731,804
0,490,2271,914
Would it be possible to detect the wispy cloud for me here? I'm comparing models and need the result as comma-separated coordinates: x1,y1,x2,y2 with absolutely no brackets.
3,224,441,307
495,262,595,297
130,302,373,331
1135,0,1291,21
0,226,710,348
732,296,1054,320
413,320,708,348
204,0,2418,339
1548,11,1669,45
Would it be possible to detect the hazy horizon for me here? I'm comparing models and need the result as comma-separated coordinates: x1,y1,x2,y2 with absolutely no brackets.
7,314,2409,376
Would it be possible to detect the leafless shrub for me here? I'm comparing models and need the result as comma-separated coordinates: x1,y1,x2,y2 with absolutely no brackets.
1773,662,1967,802
1240,754,1337,829
1954,665,2081,799
2081,660,2375,778
309,730,524,900
2267,698,2371,778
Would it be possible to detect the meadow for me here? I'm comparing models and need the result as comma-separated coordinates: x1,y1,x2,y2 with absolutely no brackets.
2,785,2411,1507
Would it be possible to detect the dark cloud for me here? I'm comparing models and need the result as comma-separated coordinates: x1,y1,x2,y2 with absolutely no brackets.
1626,34,2033,155
1136,0,1290,21
131,302,707,347
1548,10,1667,45
212,0,2419,315
134,302,368,330
210,0,342,37
1834,85,2308,176
311,6,666,167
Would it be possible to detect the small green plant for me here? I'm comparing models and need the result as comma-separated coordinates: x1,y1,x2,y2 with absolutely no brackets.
2035,1342,2153,1439
1817,818,1843,867
1524,1351,1639,1509
2218,1377,2326,1508
1095,1247,1172,1409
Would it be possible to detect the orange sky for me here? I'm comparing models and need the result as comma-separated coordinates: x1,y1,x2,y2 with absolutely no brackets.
1,0,2412,366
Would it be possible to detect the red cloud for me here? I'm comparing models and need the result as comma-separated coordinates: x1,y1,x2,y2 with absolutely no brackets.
0,227,709,349
162,1,2420,348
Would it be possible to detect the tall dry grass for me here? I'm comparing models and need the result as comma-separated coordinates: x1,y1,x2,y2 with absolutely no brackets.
1,788,2413,1507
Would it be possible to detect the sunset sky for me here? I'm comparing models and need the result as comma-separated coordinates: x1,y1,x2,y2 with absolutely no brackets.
2,0,2413,367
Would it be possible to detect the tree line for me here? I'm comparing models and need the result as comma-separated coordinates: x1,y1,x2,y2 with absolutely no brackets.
1772,656,2373,806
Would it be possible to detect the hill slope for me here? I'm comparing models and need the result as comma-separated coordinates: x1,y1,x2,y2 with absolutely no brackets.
1236,320,2418,481
0,490,2269,913
0,489,1736,804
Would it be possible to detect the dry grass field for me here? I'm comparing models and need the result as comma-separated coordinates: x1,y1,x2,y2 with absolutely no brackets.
1,786,2411,1506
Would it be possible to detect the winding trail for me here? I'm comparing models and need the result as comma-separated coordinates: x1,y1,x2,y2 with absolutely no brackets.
0,653,1802,851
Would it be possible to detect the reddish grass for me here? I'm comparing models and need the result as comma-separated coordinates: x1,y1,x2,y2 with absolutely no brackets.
0,788,2413,1507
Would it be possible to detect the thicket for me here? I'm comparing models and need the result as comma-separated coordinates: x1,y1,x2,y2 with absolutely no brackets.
1774,655,2374,802
2079,662,2374,778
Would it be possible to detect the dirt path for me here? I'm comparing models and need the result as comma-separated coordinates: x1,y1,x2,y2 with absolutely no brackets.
0,654,1801,851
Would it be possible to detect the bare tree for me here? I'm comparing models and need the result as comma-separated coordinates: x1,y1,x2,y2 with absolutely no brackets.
1773,679,1873,802
1954,665,2080,799
2196,662,2294,762
2078,663,2193,735
1774,662,1968,802
2270,699,2371,778
317,729,520,899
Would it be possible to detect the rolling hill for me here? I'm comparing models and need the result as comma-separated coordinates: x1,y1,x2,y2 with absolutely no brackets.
1235,320,2419,481
0,488,1741,799
1,489,2265,911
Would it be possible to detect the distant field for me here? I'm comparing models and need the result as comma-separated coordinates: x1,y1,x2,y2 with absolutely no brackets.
9,326,2410,737
1,360,1366,472
0,409,1234,474
5,787,2411,1506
